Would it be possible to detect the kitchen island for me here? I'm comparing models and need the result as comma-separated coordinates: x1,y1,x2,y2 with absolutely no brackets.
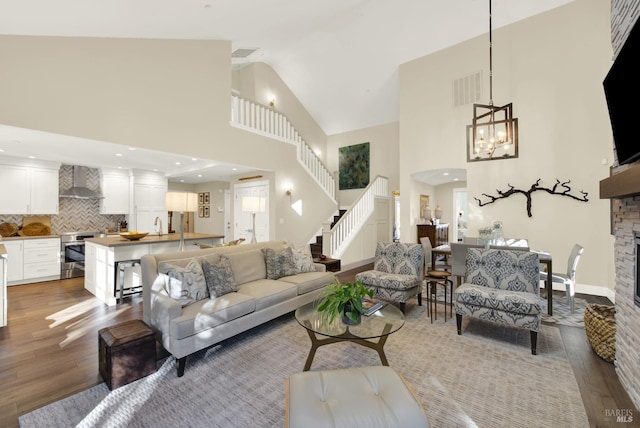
85,232,224,306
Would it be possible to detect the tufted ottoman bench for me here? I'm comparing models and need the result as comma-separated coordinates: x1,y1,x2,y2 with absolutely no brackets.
285,366,430,428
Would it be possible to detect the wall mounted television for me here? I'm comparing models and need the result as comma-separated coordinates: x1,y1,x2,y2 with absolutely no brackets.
603,18,640,166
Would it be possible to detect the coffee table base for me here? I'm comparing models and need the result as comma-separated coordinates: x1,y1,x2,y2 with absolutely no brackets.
302,321,392,371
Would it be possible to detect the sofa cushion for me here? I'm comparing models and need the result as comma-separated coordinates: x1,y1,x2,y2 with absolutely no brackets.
454,283,542,315
279,271,332,295
202,255,237,298
236,279,298,311
262,246,297,279
355,271,421,291
226,249,267,285
170,292,257,340
160,258,209,307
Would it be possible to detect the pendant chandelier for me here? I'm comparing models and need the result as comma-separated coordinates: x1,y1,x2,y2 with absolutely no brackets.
466,0,518,162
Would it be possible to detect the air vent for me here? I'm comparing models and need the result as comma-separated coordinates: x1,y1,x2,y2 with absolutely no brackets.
232,48,258,58
453,71,483,107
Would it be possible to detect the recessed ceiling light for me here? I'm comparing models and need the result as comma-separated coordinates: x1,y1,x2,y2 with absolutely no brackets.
128,147,136,151
176,162,181,165
28,155,36,159
180,179,185,182
197,174,203,177
443,172,449,176
115,153,123,157
453,178,459,181
0,148,4,152
232,168,237,171
191,158,198,161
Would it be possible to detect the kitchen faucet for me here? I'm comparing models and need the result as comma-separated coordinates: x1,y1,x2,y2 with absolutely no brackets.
154,217,163,236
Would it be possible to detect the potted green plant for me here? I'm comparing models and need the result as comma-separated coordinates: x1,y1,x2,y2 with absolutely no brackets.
316,277,375,325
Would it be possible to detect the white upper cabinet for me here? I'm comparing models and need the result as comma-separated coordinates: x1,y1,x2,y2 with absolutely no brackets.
100,169,131,214
0,165,30,214
131,170,167,233
0,159,60,215
30,167,59,214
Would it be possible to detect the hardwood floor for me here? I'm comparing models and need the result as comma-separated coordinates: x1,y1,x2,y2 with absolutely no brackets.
0,273,636,428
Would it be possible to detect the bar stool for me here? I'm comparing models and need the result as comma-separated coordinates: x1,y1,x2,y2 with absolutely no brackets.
114,259,142,303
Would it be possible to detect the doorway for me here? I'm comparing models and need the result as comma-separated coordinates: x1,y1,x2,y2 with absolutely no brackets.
234,180,269,242
453,188,467,242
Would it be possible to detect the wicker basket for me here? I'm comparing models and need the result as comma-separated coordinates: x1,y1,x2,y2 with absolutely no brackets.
584,304,616,363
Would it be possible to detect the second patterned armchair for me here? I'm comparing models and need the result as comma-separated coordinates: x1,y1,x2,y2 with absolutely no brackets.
355,242,424,313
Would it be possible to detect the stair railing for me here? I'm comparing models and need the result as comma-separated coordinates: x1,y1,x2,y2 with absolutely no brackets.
230,96,335,201
323,175,389,259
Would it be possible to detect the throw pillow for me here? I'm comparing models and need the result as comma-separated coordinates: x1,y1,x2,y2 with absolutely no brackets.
161,258,209,307
262,246,297,279
289,244,315,273
201,256,237,298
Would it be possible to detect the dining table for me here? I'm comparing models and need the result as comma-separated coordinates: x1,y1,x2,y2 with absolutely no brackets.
432,243,553,316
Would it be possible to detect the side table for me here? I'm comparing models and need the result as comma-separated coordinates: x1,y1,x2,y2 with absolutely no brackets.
99,319,157,390
313,257,341,272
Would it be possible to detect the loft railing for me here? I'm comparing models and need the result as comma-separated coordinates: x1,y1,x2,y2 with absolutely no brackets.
323,175,389,258
230,96,335,201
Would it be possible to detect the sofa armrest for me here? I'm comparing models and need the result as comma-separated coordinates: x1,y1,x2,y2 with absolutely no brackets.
313,262,327,272
149,274,182,335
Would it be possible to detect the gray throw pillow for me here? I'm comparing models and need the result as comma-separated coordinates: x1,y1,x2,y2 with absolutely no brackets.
202,256,237,298
262,246,297,279
161,258,209,307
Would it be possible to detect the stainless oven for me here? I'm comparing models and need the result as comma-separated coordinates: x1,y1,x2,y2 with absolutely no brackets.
60,231,99,279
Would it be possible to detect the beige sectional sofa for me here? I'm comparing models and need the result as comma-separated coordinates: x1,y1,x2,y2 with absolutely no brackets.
141,240,333,377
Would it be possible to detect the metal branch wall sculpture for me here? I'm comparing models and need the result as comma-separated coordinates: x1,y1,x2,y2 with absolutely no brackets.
474,179,589,217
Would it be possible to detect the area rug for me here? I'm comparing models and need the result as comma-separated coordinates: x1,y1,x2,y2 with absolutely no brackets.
19,305,588,428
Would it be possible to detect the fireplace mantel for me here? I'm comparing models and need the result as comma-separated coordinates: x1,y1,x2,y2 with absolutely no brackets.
600,163,640,199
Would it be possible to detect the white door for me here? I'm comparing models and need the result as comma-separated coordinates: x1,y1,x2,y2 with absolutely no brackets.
234,181,269,242
224,189,231,242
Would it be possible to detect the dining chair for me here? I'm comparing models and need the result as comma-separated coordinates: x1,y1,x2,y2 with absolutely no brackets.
450,242,485,286
420,237,453,322
539,244,584,313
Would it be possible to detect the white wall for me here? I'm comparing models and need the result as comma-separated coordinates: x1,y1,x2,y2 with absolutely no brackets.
399,0,615,292
327,122,400,208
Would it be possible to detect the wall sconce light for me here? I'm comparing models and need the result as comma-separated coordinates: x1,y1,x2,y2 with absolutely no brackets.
285,188,292,201
269,98,275,109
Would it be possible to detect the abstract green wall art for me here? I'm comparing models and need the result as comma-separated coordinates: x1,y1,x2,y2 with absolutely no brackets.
339,142,370,190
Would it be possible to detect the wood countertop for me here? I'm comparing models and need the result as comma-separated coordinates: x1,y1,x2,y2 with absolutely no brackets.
85,232,224,247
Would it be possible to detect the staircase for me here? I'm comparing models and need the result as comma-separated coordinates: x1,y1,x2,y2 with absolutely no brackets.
310,209,346,258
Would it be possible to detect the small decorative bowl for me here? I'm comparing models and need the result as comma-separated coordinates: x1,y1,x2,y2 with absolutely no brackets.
120,232,149,241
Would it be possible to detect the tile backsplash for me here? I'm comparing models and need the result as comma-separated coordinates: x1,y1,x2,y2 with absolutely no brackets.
0,165,125,234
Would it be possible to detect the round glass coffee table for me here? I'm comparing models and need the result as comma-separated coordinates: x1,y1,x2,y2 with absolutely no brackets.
294,300,405,371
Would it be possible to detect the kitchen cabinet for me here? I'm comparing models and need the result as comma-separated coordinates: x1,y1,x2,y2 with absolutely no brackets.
417,223,449,247
3,240,24,283
1,244,7,327
5,237,60,285
30,168,59,214
23,238,60,280
132,170,167,234
100,169,131,214
0,159,60,214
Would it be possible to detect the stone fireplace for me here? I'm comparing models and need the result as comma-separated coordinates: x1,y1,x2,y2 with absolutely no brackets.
602,0,640,410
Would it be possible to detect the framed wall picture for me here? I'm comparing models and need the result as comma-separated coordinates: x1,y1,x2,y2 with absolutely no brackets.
204,206,210,218
420,194,430,220
339,142,370,190
198,206,205,218
198,193,204,204
204,192,210,204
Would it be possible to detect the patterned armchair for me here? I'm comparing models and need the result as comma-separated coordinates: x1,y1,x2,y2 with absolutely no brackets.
355,242,424,314
454,248,541,354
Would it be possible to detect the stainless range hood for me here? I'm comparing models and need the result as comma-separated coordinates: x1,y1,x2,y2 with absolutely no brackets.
59,165,104,199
